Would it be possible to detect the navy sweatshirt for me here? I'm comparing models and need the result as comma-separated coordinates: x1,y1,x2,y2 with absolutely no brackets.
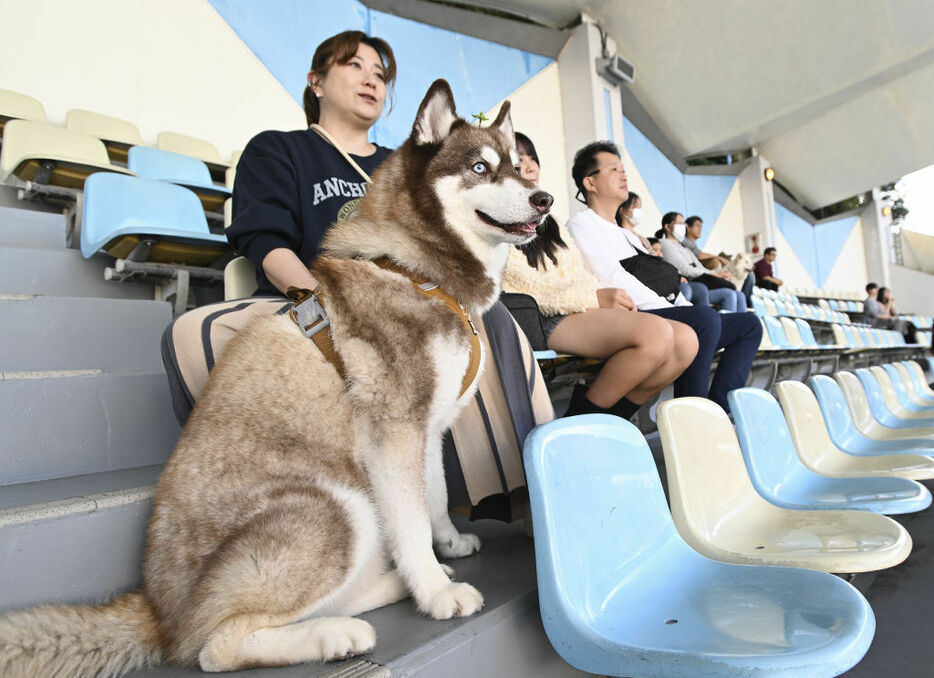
227,128,392,296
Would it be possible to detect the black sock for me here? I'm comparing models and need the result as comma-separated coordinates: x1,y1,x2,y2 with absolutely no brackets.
610,397,641,421
564,384,641,421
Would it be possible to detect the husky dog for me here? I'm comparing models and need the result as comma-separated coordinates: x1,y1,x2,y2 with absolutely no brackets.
0,80,552,677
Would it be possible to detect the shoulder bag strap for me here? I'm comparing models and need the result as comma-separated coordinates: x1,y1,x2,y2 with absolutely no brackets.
309,123,373,183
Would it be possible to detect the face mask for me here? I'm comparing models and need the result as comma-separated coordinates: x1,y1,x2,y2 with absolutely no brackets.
629,207,643,226
671,223,687,241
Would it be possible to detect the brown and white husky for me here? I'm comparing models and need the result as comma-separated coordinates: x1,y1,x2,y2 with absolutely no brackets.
0,80,552,676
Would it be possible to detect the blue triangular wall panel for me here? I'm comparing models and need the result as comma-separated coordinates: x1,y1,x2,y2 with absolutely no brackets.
207,0,551,149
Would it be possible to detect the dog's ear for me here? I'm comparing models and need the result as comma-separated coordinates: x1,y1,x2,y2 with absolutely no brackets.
491,101,514,150
413,79,458,146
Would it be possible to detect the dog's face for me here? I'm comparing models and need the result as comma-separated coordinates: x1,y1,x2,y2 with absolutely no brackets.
733,252,753,274
411,81,552,247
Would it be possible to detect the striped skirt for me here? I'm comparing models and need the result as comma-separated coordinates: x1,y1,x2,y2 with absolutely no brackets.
160,297,553,521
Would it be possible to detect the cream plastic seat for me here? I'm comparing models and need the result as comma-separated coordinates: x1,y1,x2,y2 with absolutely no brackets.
225,149,241,189
908,361,934,397
0,88,48,136
775,380,934,480
762,298,779,316
224,256,258,300
779,317,804,347
657,397,912,573
835,371,934,442
870,366,934,422
65,109,143,163
0,119,133,187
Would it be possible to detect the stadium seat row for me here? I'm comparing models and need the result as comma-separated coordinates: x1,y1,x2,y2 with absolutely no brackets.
525,359,934,676
0,87,236,174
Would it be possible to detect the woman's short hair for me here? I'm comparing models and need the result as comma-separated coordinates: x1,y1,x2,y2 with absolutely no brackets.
514,132,539,166
615,191,641,227
661,211,682,228
303,31,397,127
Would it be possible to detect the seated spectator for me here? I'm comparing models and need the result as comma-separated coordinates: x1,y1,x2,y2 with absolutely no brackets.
615,196,706,308
565,140,762,413
753,247,783,290
684,215,755,304
656,212,746,313
866,283,915,341
506,133,697,420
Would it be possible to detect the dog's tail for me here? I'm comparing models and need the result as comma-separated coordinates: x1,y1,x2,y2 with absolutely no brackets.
0,590,162,678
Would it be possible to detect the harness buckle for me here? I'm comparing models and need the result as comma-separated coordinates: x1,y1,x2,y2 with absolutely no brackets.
289,293,331,338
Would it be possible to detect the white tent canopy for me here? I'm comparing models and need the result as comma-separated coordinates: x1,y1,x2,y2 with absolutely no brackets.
455,0,934,210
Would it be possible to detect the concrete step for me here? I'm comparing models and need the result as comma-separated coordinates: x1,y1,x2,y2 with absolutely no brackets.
0,295,171,372
1,369,180,485
0,203,66,250
0,465,162,613
120,519,583,678
0,244,154,299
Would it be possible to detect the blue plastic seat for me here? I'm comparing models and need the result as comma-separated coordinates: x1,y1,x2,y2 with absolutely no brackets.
900,361,934,405
883,364,934,413
763,316,795,349
81,172,229,265
751,295,767,317
809,375,934,456
794,318,824,348
853,368,934,429
128,145,230,212
841,324,861,347
730,388,930,514
524,414,876,678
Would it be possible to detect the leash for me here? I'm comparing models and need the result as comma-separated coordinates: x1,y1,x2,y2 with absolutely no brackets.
287,258,482,399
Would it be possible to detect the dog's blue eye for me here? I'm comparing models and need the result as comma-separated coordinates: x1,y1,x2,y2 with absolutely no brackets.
472,162,487,175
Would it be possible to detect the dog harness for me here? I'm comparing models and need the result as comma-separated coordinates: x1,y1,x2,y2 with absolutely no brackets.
287,257,482,399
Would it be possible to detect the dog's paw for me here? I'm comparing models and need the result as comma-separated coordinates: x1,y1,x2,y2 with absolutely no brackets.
311,618,377,662
422,582,484,620
440,563,456,579
435,532,481,559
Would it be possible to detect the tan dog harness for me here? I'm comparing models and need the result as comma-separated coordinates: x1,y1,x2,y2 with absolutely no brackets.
287,257,482,399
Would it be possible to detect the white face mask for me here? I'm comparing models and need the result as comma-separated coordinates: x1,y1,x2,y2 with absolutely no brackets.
671,223,687,241
629,207,643,226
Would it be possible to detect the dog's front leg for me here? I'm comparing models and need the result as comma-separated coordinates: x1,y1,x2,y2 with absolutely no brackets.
425,431,481,559
358,419,483,620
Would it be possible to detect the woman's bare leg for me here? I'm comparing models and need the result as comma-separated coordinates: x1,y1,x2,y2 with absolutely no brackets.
547,309,673,408
627,319,698,402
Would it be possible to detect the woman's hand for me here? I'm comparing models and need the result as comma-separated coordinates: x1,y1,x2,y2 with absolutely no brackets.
262,248,320,295
596,288,636,311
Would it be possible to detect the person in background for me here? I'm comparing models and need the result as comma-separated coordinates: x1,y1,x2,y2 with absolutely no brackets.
754,247,783,291
618,200,709,307
566,140,761,413
866,284,915,341
684,215,755,305
657,212,746,313
505,133,697,420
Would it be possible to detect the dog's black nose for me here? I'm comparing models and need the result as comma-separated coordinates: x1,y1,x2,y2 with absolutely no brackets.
530,190,554,214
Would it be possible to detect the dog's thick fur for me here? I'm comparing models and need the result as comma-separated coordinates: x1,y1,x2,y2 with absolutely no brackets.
726,252,754,291
0,80,551,677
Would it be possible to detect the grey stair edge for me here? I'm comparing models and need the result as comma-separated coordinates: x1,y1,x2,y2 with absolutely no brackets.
0,464,164,517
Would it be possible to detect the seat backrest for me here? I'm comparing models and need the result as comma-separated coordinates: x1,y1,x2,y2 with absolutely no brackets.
818,298,831,310
524,414,679,619
81,172,211,258
729,388,808,501
775,380,839,466
900,362,931,398
764,316,793,348
843,324,862,347
779,317,804,347
763,298,779,316
128,145,213,186
758,318,774,350
0,119,114,182
157,131,222,164
0,88,48,124
751,295,767,317
856,327,875,346
884,364,915,400
224,256,259,300
795,318,819,347
65,109,143,146
657,397,761,541
831,323,848,347
810,374,861,445
829,299,839,310
835,371,878,432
